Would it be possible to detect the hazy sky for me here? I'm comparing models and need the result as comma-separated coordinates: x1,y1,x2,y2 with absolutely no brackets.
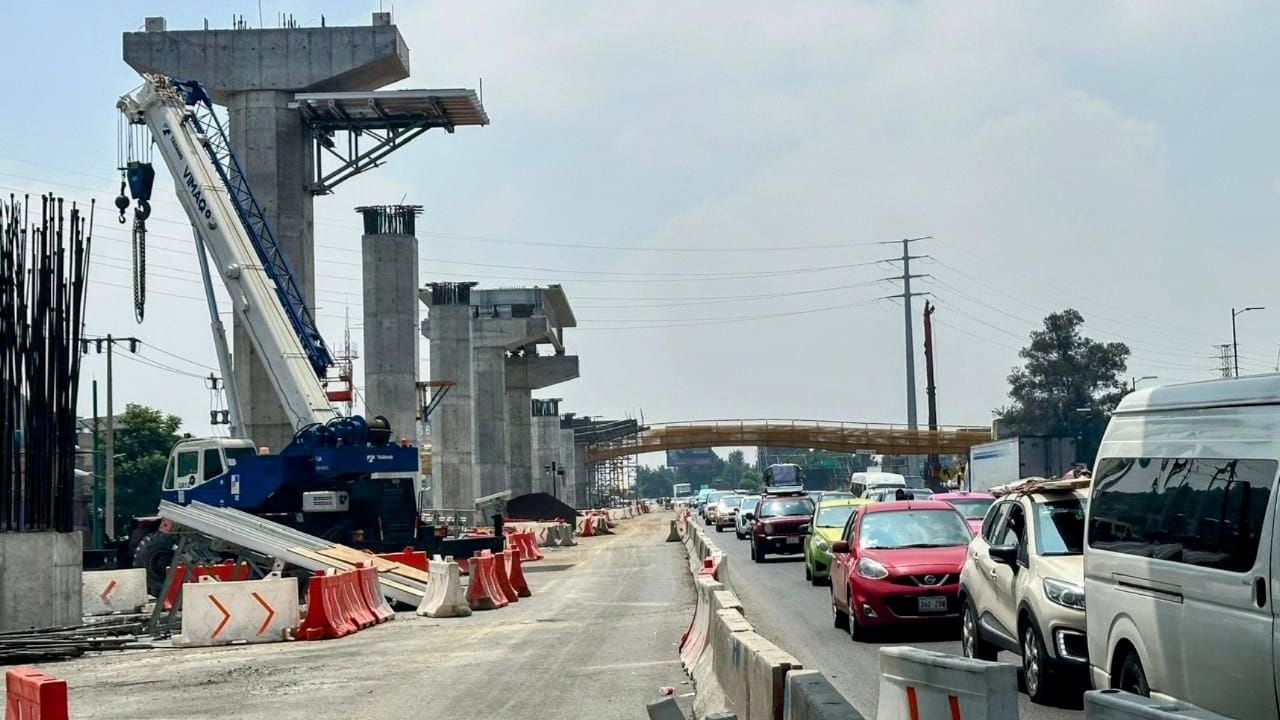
6,1,1280,443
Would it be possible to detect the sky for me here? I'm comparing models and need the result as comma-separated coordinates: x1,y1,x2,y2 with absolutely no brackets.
5,1,1280,448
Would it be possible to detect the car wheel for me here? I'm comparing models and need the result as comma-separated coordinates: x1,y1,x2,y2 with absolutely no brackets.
715,525,723,533
1022,622,1055,703
1116,649,1150,697
753,542,766,562
961,599,999,661
847,585,867,641
831,588,849,630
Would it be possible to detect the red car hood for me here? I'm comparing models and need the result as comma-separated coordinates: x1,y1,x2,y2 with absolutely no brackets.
861,545,966,573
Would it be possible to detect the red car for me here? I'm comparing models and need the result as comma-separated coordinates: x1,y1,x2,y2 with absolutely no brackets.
830,500,972,640
931,491,995,535
749,493,815,562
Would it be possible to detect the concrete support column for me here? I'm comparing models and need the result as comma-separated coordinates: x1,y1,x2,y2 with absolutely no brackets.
426,285,475,510
559,422,577,507
472,347,508,500
574,443,589,509
228,90,315,452
359,206,421,440
505,386,533,495
530,412,561,495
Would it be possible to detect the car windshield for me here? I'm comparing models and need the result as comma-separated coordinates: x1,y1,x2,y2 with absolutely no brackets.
1035,497,1087,555
858,509,971,550
740,497,760,513
816,505,855,528
720,496,742,508
945,498,994,519
760,498,813,517
707,492,728,504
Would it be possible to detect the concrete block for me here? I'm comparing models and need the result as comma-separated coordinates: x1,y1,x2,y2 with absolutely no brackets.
173,574,300,646
877,646,1018,720
716,628,803,720
0,531,82,631
82,568,148,616
783,670,866,720
696,608,753,719
647,696,688,720
1084,689,1234,719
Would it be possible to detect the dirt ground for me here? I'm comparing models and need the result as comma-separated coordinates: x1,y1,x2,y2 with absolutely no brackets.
2,512,695,720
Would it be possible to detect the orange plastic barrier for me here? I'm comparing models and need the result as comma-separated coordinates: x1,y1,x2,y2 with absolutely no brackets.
508,531,543,562
506,545,532,598
163,560,251,610
492,550,520,604
374,548,428,572
5,668,68,720
355,563,396,623
338,569,376,629
466,551,509,611
299,569,383,640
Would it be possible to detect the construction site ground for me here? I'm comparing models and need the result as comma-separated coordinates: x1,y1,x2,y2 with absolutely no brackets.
3,512,694,720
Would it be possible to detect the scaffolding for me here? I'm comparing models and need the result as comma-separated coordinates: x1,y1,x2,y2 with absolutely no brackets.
586,454,637,508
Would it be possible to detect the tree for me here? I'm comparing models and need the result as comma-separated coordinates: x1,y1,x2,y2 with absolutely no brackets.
111,403,182,534
636,464,677,499
723,449,748,486
995,309,1129,464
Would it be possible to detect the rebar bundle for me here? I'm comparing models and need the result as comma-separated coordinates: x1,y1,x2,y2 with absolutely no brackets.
0,194,93,532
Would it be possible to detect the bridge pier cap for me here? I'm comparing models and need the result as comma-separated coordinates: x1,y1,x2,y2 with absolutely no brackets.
123,15,410,104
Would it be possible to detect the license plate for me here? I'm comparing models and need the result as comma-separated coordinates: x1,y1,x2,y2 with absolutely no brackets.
918,596,948,613
785,536,803,546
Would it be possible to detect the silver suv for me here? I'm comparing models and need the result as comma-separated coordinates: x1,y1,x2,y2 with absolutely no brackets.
958,480,1089,703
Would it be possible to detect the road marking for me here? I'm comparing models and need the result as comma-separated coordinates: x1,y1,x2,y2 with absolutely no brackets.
578,659,681,671
100,579,117,602
209,595,231,638
252,591,274,635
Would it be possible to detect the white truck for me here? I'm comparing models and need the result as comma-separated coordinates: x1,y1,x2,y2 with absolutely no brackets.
966,436,1077,492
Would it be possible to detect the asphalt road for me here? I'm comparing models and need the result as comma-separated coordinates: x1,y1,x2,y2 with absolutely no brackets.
706,521,1083,720
16,514,694,720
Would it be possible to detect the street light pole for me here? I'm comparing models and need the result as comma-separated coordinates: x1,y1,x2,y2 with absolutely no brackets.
1232,306,1265,378
1131,375,1158,391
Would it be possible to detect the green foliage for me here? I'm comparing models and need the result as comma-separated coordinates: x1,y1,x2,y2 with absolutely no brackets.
996,309,1129,464
636,448,762,496
723,449,748,486
110,403,182,535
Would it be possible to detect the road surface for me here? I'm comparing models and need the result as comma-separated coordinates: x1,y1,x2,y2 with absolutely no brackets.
706,521,1083,720
10,513,694,720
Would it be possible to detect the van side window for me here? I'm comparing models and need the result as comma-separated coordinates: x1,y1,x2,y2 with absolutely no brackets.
1090,457,1277,573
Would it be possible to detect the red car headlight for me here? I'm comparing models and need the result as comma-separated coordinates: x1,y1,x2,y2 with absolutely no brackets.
855,557,889,580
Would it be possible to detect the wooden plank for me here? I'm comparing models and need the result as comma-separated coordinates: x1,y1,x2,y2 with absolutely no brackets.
289,547,427,598
315,545,431,584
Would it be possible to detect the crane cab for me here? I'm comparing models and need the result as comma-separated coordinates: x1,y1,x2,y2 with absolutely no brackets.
161,437,257,496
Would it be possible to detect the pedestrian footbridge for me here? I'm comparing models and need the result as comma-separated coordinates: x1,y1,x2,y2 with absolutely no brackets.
583,419,992,463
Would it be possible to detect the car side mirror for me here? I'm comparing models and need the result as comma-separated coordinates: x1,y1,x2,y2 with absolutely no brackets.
988,544,1018,566
800,524,811,534
832,540,850,554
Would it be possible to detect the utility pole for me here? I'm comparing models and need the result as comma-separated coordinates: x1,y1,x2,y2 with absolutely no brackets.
82,335,139,539
923,301,939,486
91,380,102,549
1231,306,1265,378
1216,345,1233,378
880,236,932,430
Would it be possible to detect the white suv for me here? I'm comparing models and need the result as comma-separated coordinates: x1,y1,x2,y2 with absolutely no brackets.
958,480,1089,703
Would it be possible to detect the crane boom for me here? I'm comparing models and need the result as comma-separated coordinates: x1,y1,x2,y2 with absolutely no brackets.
118,75,338,430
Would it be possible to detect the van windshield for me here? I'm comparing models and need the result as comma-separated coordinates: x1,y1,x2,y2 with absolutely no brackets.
1035,497,1087,555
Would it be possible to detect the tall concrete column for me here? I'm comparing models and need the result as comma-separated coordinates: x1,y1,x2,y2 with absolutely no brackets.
559,419,578,507
531,398,562,496
505,386,533,495
505,354,579,497
358,206,421,440
423,283,475,510
227,91,316,450
472,347,508,500
574,443,590,509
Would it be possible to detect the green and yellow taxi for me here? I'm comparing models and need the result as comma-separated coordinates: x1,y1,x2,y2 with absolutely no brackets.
803,496,872,585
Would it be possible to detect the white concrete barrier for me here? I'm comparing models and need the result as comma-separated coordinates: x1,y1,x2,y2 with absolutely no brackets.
714,624,804,720
876,647,1018,720
173,574,299,647
785,670,867,720
695,607,752,719
559,523,577,546
417,558,471,618
681,575,724,670
1084,690,1234,719
81,568,147,616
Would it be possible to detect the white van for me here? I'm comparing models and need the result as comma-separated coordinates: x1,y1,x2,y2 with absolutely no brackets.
848,471,906,498
1085,375,1280,718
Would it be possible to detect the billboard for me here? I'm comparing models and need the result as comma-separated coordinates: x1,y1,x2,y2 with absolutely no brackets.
666,448,718,468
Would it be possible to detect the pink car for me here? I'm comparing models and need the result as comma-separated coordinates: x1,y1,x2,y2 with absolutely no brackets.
931,491,995,535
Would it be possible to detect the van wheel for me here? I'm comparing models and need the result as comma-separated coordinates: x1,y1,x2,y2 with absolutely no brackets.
1117,650,1150,697
961,599,998,661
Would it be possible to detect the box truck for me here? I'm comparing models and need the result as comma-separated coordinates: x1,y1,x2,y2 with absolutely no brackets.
966,436,1077,492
